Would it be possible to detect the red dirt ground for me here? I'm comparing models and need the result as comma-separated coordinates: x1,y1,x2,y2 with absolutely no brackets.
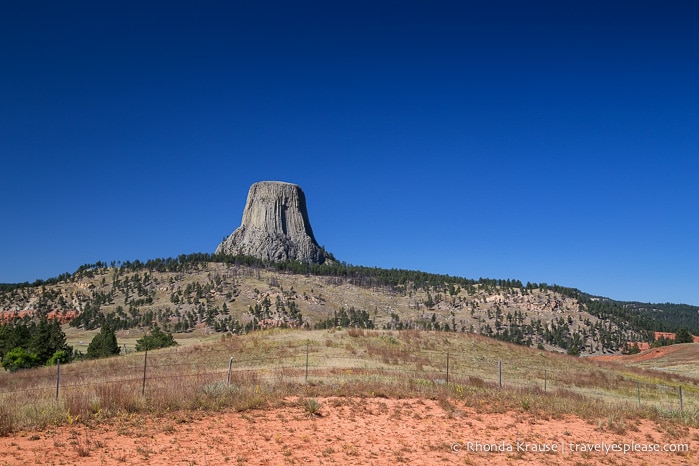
1,397,697,465
591,344,686,364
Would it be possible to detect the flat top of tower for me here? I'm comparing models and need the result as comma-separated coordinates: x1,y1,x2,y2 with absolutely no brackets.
251,180,300,187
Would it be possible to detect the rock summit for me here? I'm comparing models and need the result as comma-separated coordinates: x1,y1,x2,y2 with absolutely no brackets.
215,181,332,264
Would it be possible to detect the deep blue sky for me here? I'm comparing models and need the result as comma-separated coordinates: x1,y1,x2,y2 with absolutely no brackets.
1,1,698,305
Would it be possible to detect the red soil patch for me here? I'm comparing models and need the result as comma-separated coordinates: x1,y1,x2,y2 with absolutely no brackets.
624,334,699,353
652,332,699,343
592,344,686,364
627,341,652,352
1,397,696,465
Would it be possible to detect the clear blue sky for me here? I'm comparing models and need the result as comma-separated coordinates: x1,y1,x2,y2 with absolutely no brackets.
1,1,697,305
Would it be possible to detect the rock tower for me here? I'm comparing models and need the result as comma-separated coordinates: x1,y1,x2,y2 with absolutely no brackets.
215,181,332,264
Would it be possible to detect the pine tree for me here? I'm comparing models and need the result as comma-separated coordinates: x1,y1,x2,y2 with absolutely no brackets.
28,318,73,365
675,328,694,344
135,325,178,351
86,326,121,358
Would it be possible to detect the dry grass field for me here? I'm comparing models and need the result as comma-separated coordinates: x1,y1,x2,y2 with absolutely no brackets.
592,344,699,380
1,329,698,465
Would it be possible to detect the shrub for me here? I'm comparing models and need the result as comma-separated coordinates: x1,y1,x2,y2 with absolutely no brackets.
47,349,71,365
1,347,38,372
303,398,322,416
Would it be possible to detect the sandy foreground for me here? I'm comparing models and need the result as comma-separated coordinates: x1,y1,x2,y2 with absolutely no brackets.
1,397,696,465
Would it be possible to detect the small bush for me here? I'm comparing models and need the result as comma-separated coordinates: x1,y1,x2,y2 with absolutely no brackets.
1,347,38,372
303,398,322,416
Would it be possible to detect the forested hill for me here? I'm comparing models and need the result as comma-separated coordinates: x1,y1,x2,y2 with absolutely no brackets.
612,301,699,334
1,253,697,354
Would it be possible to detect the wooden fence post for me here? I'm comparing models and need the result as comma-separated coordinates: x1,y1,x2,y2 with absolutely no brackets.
227,357,233,385
55,359,61,401
305,341,309,384
142,349,148,396
498,359,502,388
446,353,450,384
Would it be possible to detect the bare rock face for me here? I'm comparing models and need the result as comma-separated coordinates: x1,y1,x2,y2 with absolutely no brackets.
215,181,332,264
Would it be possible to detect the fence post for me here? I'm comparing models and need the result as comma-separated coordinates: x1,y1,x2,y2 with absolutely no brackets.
305,341,309,384
142,349,148,397
446,352,450,384
55,359,61,401
227,357,233,385
544,369,547,392
498,359,502,388
680,385,683,412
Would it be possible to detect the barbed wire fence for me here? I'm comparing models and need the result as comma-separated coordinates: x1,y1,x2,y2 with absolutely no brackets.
0,340,696,416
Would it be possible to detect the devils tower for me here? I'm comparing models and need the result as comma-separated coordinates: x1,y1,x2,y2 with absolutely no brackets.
215,181,332,264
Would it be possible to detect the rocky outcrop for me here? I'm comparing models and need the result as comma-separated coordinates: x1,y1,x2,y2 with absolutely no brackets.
215,181,332,264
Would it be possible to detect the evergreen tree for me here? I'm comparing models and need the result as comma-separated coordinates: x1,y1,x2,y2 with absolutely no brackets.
1,317,72,370
86,326,121,358
135,324,178,351
675,327,694,344
0,321,30,361
28,318,73,365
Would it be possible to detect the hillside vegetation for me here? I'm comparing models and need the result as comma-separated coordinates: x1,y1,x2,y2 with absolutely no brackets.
3,254,695,356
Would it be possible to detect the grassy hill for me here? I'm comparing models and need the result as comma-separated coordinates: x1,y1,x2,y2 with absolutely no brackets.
1,254,680,356
3,254,698,355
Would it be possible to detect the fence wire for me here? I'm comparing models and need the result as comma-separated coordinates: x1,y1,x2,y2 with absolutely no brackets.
1,339,696,414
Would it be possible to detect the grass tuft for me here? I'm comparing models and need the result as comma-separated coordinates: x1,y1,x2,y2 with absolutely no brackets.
303,398,323,416
0,406,14,437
